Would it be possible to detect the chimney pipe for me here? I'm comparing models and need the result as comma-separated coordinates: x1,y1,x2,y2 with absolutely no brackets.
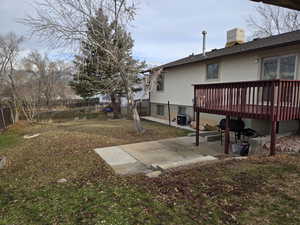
202,30,207,56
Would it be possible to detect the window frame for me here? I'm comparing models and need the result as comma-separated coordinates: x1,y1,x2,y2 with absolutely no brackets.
261,54,298,80
206,62,220,81
156,104,165,116
178,106,186,115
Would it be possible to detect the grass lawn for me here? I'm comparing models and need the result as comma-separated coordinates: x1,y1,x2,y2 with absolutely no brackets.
0,114,299,225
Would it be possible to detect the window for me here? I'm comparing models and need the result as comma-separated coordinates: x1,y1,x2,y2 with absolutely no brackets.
156,104,165,116
206,63,219,80
262,55,296,80
262,55,297,102
157,74,164,91
178,106,186,115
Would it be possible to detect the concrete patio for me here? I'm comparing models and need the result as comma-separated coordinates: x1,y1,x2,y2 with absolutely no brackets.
95,136,224,176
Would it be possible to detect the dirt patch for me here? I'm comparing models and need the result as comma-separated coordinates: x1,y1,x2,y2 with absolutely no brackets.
264,135,300,153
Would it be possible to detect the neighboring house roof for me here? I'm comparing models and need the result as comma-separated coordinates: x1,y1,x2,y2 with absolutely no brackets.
149,30,300,72
251,0,300,11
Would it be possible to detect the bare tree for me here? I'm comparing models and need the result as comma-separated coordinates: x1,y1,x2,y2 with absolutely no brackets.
247,5,300,38
20,0,136,51
0,32,24,123
23,51,73,108
21,0,158,133
16,71,40,122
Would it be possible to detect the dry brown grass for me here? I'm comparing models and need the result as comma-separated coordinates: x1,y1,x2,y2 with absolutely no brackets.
0,118,189,188
1,118,299,225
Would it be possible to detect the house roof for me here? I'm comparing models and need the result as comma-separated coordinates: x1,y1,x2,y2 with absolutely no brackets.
251,0,300,11
148,30,300,72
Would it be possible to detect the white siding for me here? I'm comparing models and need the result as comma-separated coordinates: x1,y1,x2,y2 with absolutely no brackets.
150,44,300,134
151,44,300,106
150,62,204,106
150,53,260,106
219,53,259,83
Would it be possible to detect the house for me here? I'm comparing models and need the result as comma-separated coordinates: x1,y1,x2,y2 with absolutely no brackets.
251,0,300,11
149,29,300,135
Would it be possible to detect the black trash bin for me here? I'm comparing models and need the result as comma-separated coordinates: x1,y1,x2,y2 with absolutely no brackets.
177,114,188,126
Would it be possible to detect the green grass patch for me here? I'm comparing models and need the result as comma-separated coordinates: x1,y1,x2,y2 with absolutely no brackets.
0,133,21,151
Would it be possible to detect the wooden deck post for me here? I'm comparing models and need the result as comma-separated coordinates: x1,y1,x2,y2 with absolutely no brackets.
270,120,277,156
225,115,230,154
196,111,200,146
270,81,276,156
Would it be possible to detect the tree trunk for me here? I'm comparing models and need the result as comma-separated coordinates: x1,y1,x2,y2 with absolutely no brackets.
12,96,19,123
132,102,144,134
127,88,144,133
110,94,121,119
9,105,15,124
14,109,19,123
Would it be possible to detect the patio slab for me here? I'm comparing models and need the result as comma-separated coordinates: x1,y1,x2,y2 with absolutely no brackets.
152,155,218,171
94,136,221,175
113,162,151,175
94,146,137,166
124,147,186,165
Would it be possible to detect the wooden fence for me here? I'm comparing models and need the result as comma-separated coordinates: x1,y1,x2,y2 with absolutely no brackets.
138,100,150,116
37,99,100,110
120,100,150,117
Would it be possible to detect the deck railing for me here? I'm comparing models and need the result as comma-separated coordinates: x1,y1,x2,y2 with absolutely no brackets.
194,79,300,121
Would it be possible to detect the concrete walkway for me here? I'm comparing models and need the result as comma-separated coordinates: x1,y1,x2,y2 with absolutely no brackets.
95,136,222,176
141,116,195,131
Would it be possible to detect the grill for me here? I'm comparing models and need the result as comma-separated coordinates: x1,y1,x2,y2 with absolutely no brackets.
219,118,245,133
218,119,257,144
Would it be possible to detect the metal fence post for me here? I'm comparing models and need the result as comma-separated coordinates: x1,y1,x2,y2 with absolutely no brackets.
168,101,171,127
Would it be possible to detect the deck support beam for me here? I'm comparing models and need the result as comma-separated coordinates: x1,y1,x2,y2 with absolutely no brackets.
225,115,230,154
270,120,277,156
196,111,200,146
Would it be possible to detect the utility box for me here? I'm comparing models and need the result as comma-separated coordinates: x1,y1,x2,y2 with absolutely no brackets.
226,28,245,47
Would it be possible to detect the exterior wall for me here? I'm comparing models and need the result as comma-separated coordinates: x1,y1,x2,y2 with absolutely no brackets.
150,44,300,134
150,102,194,121
150,63,204,106
150,102,223,126
251,119,299,135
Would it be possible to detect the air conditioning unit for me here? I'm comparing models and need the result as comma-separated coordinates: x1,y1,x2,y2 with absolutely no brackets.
226,28,245,47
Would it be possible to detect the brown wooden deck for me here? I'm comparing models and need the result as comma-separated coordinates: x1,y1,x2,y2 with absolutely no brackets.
194,79,300,155
197,104,300,120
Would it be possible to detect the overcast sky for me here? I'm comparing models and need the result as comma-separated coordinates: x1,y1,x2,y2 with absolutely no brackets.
0,0,258,65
